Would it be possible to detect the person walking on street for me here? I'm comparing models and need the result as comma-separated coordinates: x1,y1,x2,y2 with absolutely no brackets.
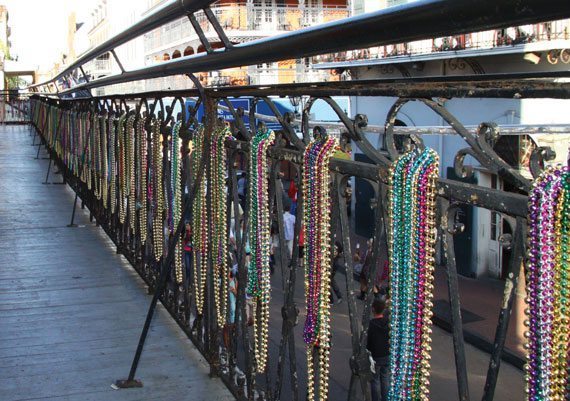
288,179,298,215
367,299,390,401
283,204,295,259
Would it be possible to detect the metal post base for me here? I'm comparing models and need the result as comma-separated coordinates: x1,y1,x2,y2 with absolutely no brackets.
67,224,78,228
114,379,143,388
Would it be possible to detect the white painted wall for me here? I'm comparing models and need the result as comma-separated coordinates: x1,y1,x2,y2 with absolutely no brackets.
474,171,492,277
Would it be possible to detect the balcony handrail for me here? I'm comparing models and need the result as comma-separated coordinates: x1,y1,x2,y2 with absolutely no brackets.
32,0,570,95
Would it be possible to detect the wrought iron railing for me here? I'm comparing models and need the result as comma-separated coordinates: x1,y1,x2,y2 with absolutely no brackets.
28,73,570,401
0,91,31,124
26,1,570,401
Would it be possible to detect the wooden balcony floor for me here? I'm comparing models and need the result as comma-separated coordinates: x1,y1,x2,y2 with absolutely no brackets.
0,125,234,401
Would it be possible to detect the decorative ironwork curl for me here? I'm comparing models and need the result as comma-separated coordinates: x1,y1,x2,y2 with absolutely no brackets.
453,122,499,179
447,204,466,235
529,146,557,178
453,147,477,179
258,96,304,150
302,96,389,167
419,98,531,192
384,98,426,160
218,97,248,139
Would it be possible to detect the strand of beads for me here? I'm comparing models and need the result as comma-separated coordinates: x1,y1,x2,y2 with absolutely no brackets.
82,112,88,176
124,115,132,225
98,114,104,201
110,114,123,215
72,112,78,171
387,147,439,401
61,111,68,166
93,115,101,199
303,132,338,401
118,115,127,224
87,113,94,191
525,165,569,401
211,126,234,326
127,115,137,232
74,112,82,176
170,121,184,283
78,112,85,176
168,125,175,234
137,117,148,245
107,114,116,214
69,112,75,174
55,109,65,159
101,113,110,210
191,126,207,314
151,119,165,261
66,111,72,162
101,114,109,209
246,127,275,372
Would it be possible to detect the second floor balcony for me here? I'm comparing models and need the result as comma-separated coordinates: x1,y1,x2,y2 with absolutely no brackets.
313,19,570,65
83,56,112,80
144,3,349,57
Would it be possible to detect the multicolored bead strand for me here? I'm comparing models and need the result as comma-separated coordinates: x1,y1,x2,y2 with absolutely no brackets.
109,114,118,215
191,126,208,314
152,119,164,261
302,133,338,401
127,115,137,232
170,121,184,284
137,117,148,244
117,115,127,224
211,126,234,327
80,112,90,185
101,114,109,210
387,147,439,401
525,165,569,401
87,112,95,192
93,115,101,200
247,127,275,372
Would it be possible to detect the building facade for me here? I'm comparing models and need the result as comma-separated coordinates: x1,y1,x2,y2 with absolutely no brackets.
77,0,146,95
315,16,570,279
143,0,348,90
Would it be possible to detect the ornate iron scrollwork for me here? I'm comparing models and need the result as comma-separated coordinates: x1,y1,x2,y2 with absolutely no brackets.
420,98,532,192
529,145,557,179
